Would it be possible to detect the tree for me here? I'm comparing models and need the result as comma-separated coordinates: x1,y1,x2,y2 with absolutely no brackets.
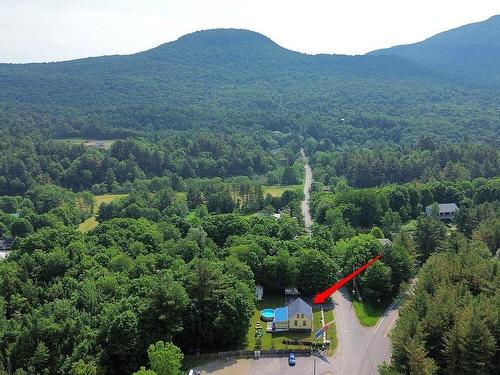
472,218,500,254
455,206,477,238
443,305,495,374
70,360,98,375
295,249,338,294
414,217,446,263
381,209,402,235
139,272,189,350
99,302,140,375
148,341,183,375
370,226,384,239
186,186,203,209
105,168,116,192
180,260,254,351
29,341,50,374
261,250,297,292
11,218,34,237
133,368,157,375
202,214,249,246
360,261,392,303
282,166,299,185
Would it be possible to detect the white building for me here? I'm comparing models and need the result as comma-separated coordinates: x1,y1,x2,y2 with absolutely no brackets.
255,284,264,301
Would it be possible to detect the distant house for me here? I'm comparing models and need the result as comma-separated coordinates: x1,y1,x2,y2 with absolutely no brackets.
272,298,312,332
425,203,459,220
378,238,392,247
0,237,14,259
255,284,264,301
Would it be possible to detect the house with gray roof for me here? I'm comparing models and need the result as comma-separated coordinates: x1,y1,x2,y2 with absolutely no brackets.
425,203,459,220
271,297,312,332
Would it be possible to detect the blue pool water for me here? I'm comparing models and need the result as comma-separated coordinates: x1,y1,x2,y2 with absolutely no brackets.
261,308,275,321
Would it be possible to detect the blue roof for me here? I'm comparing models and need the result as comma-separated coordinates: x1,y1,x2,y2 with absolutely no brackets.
274,306,288,322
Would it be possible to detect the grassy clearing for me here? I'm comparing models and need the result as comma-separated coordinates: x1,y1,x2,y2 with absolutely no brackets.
55,138,118,149
263,185,301,198
78,194,128,233
352,299,388,327
401,219,417,232
78,216,98,233
94,194,128,206
245,294,334,351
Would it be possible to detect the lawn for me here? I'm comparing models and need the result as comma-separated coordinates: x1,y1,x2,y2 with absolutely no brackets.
352,299,388,327
78,194,128,233
245,294,333,351
262,185,301,198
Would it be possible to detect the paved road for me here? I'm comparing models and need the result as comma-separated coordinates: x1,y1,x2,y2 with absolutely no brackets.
300,148,313,235
329,287,400,374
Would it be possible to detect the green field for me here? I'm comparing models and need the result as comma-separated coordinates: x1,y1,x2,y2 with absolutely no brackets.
78,194,128,233
263,185,301,198
352,299,388,327
245,294,334,351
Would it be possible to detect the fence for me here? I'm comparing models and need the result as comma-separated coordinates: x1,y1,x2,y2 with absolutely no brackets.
185,348,313,360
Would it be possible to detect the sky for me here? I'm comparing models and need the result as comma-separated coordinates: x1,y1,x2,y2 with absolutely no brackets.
1,0,500,63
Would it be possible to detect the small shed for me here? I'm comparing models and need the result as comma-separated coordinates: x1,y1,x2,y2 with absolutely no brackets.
255,284,264,301
285,287,299,296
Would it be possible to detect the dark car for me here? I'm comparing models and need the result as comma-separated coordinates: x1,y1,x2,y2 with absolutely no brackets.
288,352,296,366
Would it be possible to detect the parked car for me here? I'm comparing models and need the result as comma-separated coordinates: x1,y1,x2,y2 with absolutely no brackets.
288,352,296,366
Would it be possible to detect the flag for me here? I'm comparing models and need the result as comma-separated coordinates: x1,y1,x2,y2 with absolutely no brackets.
314,321,333,339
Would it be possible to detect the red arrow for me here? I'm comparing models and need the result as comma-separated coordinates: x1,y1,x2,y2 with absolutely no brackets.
313,255,382,304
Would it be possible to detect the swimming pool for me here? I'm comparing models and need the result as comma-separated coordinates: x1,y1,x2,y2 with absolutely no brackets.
260,308,275,321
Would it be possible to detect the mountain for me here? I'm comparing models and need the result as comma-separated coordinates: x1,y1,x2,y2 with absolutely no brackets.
0,28,498,145
369,15,500,84
0,29,437,108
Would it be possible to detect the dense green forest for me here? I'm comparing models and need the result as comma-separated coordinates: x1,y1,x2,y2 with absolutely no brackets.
0,16,498,375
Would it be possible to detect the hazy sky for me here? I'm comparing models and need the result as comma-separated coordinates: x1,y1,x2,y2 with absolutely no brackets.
1,0,500,63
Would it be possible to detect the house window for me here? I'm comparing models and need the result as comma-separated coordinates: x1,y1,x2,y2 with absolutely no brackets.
294,320,298,326
303,320,306,326
301,314,304,318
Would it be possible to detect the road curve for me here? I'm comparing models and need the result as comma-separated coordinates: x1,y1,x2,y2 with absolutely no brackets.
328,287,401,374
300,148,313,235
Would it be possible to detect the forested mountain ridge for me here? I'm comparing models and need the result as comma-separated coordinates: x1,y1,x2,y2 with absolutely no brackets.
370,15,500,84
0,28,438,109
0,28,499,145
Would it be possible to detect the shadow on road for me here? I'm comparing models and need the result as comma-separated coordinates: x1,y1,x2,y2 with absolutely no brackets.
313,351,331,364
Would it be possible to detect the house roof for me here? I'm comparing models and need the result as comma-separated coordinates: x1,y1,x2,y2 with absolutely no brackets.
274,306,288,322
378,238,392,246
287,298,312,319
0,238,14,251
425,203,458,213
